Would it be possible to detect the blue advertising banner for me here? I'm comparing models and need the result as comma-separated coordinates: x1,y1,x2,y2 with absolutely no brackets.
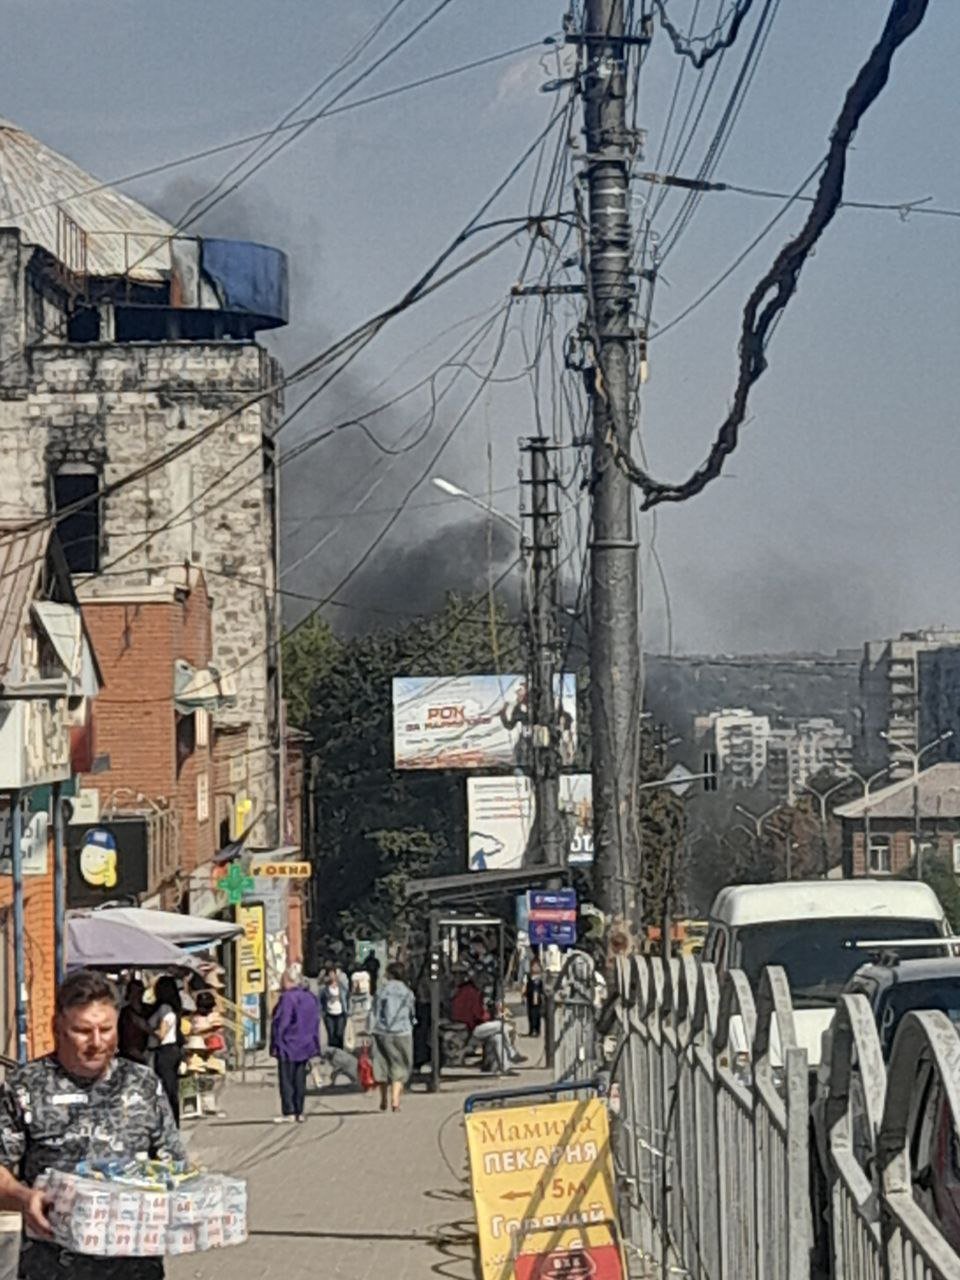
529,920,577,947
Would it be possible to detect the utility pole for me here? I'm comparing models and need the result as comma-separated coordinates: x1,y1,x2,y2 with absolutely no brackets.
581,0,644,924
522,436,563,868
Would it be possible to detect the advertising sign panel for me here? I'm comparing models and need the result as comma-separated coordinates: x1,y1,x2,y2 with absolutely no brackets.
0,806,48,877
394,674,577,771
464,1096,621,1280
236,902,266,997
528,889,578,948
66,818,149,907
467,776,593,871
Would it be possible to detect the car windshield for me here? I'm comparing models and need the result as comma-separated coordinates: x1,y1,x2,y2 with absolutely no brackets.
733,917,944,1006
876,978,960,1059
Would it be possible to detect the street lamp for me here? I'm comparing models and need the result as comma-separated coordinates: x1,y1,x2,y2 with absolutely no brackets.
879,730,954,879
734,801,785,872
798,778,849,879
431,477,522,533
837,764,890,876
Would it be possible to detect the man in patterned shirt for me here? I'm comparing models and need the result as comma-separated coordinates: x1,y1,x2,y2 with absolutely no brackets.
0,969,186,1279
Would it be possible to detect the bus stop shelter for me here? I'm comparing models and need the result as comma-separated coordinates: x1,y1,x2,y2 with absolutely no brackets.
404,864,565,1092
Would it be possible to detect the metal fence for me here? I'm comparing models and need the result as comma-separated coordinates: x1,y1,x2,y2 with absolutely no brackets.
567,953,960,1280
550,950,600,1086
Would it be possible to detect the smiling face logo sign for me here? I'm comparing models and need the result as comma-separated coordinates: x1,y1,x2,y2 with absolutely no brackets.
79,828,118,889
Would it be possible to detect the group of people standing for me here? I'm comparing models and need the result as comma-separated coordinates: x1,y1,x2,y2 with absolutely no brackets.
270,955,416,1120
116,973,200,1125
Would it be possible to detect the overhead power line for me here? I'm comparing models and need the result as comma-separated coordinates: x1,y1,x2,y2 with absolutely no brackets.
653,0,758,69
605,0,931,511
0,38,554,228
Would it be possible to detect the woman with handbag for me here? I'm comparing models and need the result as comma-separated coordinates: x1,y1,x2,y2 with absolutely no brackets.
370,961,416,1113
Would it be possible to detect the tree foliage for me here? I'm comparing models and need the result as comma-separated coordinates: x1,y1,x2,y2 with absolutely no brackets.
283,596,523,958
902,853,960,932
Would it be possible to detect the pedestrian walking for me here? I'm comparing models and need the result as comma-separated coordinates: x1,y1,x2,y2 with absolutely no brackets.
370,961,415,1113
319,965,348,1049
270,964,320,1124
0,968,185,1280
524,958,545,1038
148,976,183,1125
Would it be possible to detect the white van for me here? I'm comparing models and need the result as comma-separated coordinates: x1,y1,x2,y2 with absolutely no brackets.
703,879,949,1067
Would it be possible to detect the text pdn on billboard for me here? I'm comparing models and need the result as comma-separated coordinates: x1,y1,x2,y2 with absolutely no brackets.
393,674,577,771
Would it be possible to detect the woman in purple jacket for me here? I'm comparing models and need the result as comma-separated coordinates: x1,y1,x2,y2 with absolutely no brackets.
270,964,321,1123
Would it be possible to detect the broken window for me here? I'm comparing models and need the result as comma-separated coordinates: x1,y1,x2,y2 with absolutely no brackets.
51,465,100,573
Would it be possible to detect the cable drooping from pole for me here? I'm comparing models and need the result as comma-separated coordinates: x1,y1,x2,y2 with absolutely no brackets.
653,0,757,68
605,0,931,511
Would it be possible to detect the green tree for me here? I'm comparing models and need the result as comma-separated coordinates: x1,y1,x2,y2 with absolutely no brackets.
902,852,960,932
291,595,523,957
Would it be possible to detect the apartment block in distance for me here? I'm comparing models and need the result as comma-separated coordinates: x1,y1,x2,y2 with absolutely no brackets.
859,629,960,775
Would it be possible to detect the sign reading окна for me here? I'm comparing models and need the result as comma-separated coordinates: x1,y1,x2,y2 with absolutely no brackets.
464,1096,623,1280
250,861,312,879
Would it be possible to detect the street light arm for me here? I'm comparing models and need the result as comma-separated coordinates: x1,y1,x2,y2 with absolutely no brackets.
431,477,522,533
917,730,954,765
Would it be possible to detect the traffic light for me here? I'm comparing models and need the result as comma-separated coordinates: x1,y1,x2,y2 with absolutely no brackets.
703,752,718,792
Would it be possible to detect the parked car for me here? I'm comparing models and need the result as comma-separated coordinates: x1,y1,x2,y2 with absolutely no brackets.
812,954,960,1180
703,880,949,1069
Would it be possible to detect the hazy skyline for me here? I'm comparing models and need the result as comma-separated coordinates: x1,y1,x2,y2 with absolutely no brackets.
1,1,958,654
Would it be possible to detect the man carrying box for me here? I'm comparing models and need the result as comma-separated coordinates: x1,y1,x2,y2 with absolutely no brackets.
0,969,187,1279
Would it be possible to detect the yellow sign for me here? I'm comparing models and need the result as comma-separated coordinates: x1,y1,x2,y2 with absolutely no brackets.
251,860,311,879
232,792,252,841
236,902,265,997
465,1096,620,1280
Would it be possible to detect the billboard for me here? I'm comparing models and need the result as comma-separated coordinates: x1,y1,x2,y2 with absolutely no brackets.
467,774,594,871
393,674,577,771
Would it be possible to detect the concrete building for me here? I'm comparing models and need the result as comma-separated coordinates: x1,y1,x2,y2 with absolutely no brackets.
858,629,960,776
835,761,960,878
765,718,852,801
694,708,771,788
917,647,960,765
0,119,288,846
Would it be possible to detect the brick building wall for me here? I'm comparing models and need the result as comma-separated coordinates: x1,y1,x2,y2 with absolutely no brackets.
0,868,56,1058
0,228,283,847
844,820,960,877
77,573,217,894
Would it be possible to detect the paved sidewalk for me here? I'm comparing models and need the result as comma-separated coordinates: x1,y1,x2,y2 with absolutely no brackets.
170,1055,551,1280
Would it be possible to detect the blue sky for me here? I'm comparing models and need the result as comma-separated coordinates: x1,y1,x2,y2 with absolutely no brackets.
2,1,958,654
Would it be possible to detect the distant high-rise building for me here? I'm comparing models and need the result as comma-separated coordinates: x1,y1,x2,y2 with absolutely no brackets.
765,718,852,801
694,708,771,789
859,630,960,775
917,648,960,765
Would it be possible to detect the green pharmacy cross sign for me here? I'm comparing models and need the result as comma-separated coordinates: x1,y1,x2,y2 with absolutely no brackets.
222,862,255,906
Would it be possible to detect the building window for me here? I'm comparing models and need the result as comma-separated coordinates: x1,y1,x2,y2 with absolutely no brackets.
51,465,100,574
909,838,936,863
195,708,209,749
197,773,209,824
868,836,891,875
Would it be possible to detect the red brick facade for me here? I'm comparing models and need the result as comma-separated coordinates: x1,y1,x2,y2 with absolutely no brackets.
0,869,57,1057
845,821,960,877
77,572,218,898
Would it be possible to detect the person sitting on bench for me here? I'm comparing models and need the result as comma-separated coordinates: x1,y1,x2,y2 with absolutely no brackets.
450,974,523,1074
